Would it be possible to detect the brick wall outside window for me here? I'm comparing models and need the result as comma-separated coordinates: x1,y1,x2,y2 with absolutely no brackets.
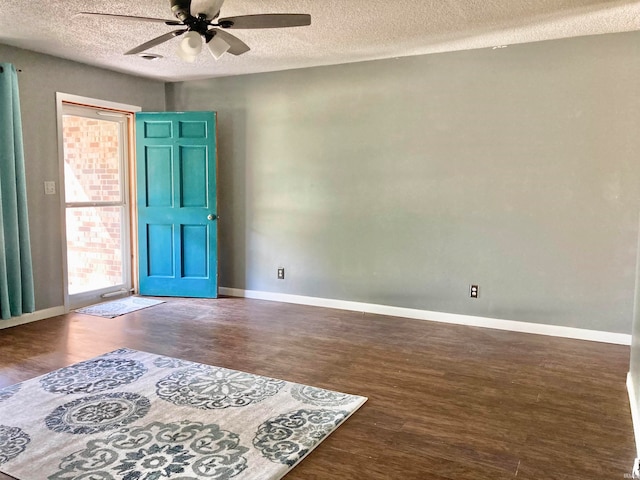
63,116,124,294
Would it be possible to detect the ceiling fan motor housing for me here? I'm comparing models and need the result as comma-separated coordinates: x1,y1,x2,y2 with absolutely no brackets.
170,0,191,22
170,0,216,34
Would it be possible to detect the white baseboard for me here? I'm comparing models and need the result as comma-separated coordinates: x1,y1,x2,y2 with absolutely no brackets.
628,373,640,457
2,292,630,345
219,287,632,345
0,306,66,330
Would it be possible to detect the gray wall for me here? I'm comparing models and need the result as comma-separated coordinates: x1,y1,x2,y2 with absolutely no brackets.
167,31,640,334
0,45,166,311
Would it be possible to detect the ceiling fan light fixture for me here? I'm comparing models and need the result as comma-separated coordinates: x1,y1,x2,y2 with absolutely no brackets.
179,31,203,57
207,35,231,59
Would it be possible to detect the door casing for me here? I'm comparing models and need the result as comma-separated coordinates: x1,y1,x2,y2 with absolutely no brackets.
55,93,141,311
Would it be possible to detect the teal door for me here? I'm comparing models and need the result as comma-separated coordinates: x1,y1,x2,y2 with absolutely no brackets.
136,112,218,298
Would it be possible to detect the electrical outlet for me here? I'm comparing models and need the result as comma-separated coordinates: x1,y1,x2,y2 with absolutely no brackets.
277,268,285,280
470,285,479,298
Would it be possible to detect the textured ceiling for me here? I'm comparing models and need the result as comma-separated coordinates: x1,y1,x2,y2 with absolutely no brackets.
1,0,640,82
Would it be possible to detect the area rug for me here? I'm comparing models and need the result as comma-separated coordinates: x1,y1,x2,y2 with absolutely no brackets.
0,349,367,480
75,296,165,318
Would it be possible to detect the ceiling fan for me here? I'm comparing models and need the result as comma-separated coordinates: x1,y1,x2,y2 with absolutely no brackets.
78,0,311,61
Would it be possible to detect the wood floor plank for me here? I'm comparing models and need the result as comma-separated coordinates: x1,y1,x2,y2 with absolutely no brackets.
0,297,635,479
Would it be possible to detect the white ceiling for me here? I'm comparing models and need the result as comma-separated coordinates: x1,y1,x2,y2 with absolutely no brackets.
1,0,640,82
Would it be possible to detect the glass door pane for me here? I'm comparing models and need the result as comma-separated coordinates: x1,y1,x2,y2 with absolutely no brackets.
65,206,125,295
63,116,122,203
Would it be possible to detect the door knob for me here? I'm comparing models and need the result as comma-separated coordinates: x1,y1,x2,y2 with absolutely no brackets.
208,214,217,221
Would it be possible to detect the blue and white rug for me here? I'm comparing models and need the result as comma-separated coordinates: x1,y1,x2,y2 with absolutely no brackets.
0,349,367,479
75,296,165,318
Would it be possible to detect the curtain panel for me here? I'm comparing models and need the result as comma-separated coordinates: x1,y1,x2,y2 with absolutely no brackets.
0,63,35,320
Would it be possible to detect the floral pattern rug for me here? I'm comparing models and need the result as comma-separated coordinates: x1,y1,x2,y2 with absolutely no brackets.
0,349,367,479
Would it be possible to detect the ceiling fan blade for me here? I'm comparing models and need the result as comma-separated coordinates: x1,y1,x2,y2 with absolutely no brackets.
218,14,311,29
209,28,251,55
124,30,187,55
77,12,182,26
209,29,250,56
190,0,225,20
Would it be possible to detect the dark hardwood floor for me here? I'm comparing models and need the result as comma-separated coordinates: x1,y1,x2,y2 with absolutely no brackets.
0,297,635,479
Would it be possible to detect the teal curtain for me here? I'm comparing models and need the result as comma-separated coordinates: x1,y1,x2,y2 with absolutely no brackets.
0,63,34,320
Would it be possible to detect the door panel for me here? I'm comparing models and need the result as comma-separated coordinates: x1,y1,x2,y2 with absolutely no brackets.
136,112,217,298
146,147,173,207
182,225,208,277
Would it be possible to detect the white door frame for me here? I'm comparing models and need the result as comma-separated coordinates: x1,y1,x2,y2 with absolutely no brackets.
55,93,141,311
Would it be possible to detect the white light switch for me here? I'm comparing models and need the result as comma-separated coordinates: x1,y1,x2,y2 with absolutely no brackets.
44,181,56,195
